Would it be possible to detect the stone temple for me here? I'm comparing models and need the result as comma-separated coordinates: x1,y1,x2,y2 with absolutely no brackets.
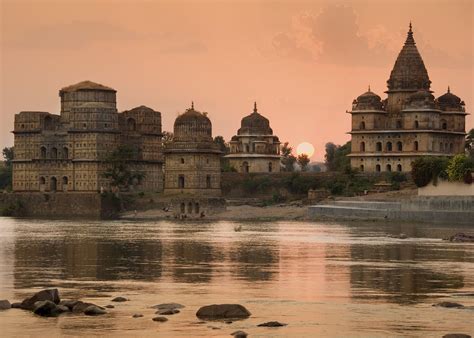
348,24,468,172
164,103,225,217
225,102,281,173
12,81,163,192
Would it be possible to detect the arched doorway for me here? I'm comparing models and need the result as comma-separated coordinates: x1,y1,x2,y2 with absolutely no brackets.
242,161,249,173
178,175,185,188
376,164,381,172
127,118,137,131
386,164,392,172
40,146,47,159
62,176,68,191
180,203,186,214
397,164,402,172
268,162,273,172
187,202,193,214
51,147,58,159
206,175,211,188
195,203,200,214
50,177,57,192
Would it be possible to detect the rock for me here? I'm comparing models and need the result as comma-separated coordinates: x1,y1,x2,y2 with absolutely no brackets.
152,316,168,322
56,305,70,313
59,300,81,311
151,303,185,310
11,302,22,309
72,301,98,313
442,334,471,338
231,331,248,338
156,309,180,315
433,302,465,309
105,305,115,309
33,300,61,317
446,233,474,243
111,296,128,302
20,289,60,310
225,320,233,324
257,321,287,327
196,304,251,320
132,313,144,318
0,300,11,310
84,305,107,316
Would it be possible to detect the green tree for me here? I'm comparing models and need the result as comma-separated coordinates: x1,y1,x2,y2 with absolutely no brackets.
281,142,296,172
102,145,144,191
0,147,14,191
466,128,474,158
446,154,474,182
297,153,310,172
325,141,351,171
411,157,449,187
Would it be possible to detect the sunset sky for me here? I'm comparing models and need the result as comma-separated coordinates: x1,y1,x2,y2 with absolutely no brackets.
1,0,472,160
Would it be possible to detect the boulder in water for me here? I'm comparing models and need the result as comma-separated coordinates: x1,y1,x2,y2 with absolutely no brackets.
152,316,168,322
257,321,287,327
20,289,60,310
0,300,11,310
84,305,107,316
111,296,128,302
33,300,61,317
433,302,465,309
196,304,251,320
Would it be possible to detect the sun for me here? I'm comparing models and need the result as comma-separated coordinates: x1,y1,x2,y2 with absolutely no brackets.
296,142,315,157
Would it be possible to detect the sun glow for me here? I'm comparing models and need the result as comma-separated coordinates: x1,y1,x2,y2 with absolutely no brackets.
296,142,315,157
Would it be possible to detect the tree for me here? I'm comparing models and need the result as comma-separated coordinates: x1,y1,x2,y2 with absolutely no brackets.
162,131,174,148
297,154,310,172
411,156,449,187
281,142,296,172
325,141,351,172
466,128,474,158
214,136,229,154
102,145,145,191
446,154,474,182
0,147,14,191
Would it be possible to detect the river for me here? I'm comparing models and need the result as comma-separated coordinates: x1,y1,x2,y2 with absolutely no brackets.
0,218,473,337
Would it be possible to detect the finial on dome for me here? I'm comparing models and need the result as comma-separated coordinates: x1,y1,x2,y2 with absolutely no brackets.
191,101,194,110
368,85,371,92
409,21,412,32
253,101,258,113
447,86,450,93
405,21,415,45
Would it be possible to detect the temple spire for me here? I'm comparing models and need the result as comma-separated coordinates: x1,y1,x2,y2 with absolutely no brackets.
253,101,258,113
448,86,450,93
368,85,371,92
405,21,415,45
191,101,194,110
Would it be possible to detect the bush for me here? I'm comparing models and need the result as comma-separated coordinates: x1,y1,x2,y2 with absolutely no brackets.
283,173,320,195
242,176,272,194
446,154,474,183
411,157,449,187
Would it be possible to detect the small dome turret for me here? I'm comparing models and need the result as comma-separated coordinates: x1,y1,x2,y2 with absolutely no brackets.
173,102,213,142
353,87,384,111
436,87,465,111
238,102,273,135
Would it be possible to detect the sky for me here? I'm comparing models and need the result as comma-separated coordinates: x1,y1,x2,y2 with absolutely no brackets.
1,0,473,160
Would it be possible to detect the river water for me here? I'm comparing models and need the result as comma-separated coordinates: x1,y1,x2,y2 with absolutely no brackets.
0,218,473,337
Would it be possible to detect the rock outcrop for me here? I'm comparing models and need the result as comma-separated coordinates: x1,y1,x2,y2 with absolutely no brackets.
196,304,251,320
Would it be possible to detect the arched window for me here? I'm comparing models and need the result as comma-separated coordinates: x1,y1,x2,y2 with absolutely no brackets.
245,144,249,153
195,203,200,214
386,164,392,172
359,121,366,130
441,120,447,130
396,120,402,128
127,118,136,131
268,162,273,172
396,141,403,151
376,142,382,151
376,164,381,172
178,175,185,188
252,143,256,152
445,143,448,153
386,142,392,151
51,147,58,159
62,176,68,185
414,141,419,151
180,158,185,164
242,161,249,173
360,164,364,172
180,202,185,213
360,142,365,152
206,175,211,188
40,146,47,159
449,143,454,152
39,177,46,185
63,147,69,159
440,142,444,152
414,120,419,129
397,164,402,172
187,202,193,214
50,177,57,192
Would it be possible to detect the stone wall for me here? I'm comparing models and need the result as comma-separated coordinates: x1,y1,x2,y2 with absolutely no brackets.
418,180,474,197
0,192,120,219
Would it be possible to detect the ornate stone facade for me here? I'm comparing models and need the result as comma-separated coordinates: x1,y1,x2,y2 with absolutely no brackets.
164,104,222,196
225,103,281,173
348,24,468,173
12,81,163,192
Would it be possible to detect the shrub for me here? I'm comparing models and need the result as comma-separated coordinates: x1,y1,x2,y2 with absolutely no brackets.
284,173,320,195
411,157,449,187
446,154,474,183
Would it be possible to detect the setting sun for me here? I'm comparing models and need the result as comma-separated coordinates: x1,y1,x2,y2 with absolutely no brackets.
296,142,315,157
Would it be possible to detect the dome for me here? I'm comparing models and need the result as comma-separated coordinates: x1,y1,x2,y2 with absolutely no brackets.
437,87,464,111
406,89,435,108
173,103,213,142
353,87,384,111
59,80,116,93
237,102,273,135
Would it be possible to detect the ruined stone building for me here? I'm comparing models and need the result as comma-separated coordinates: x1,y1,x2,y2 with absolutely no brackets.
163,104,225,217
225,102,281,173
348,24,468,172
12,81,163,192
